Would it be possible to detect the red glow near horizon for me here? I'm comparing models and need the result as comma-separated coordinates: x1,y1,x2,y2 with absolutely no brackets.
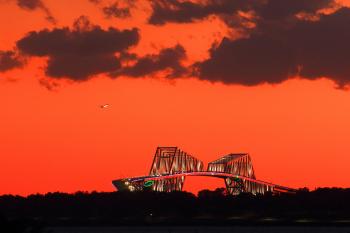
1,0,350,196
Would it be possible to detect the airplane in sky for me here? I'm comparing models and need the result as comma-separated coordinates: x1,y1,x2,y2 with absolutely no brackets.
100,104,110,109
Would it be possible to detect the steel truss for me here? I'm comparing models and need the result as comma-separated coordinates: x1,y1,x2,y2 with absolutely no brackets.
207,153,269,195
149,147,204,192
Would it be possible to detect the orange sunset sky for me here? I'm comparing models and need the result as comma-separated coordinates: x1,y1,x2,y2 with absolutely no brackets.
1,0,350,196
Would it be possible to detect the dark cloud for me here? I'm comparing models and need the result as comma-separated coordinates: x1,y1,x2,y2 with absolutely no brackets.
15,16,188,83
89,0,136,19
0,50,25,72
290,7,350,88
12,0,350,89
196,6,350,88
153,0,350,88
149,0,335,26
250,0,336,36
17,0,43,9
103,2,131,19
115,45,187,78
195,37,297,86
149,0,254,25
16,0,56,24
254,0,335,21
17,16,139,80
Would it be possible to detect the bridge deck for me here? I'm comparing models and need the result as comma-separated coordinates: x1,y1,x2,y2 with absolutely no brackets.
114,171,296,193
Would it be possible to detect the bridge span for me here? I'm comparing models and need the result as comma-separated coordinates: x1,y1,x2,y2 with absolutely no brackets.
112,147,296,195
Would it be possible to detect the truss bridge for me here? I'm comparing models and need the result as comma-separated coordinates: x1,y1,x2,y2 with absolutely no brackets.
112,147,296,195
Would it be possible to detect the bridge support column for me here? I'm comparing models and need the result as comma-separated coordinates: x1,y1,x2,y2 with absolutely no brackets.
225,177,245,195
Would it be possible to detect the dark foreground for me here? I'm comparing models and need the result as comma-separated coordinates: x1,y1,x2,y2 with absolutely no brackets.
1,188,350,232
48,226,350,233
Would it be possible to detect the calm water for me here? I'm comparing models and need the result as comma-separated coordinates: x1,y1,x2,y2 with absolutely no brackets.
49,226,350,233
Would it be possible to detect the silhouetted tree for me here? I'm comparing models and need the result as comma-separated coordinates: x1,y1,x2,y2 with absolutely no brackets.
1,188,350,226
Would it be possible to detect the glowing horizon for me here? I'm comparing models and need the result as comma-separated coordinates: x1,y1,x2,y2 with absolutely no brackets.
1,0,350,195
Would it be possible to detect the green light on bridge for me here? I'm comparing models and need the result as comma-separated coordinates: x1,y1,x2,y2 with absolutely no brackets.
144,180,155,187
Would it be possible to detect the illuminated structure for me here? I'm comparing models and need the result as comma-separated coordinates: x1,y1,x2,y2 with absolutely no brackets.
113,147,296,195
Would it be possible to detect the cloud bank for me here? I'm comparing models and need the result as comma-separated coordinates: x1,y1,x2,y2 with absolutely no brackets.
16,16,187,81
8,0,350,89
195,3,350,88
17,16,139,80
150,0,350,88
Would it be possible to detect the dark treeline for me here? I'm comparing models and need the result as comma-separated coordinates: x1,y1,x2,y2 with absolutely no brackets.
1,188,350,230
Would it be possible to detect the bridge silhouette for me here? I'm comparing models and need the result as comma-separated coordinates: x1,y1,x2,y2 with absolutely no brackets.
113,147,296,195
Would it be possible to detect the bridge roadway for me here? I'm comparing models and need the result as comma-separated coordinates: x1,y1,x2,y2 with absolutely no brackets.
117,171,297,193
